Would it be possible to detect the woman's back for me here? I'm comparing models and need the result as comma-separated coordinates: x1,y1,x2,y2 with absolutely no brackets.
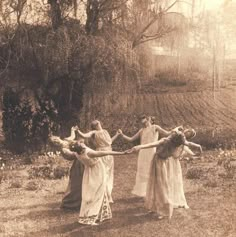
156,132,185,160
76,147,99,167
93,130,112,149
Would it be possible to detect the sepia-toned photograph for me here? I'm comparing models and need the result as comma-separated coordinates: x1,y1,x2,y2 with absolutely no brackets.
0,0,235,236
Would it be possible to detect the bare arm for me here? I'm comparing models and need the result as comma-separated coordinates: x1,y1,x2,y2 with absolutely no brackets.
64,126,77,141
132,137,168,151
155,125,171,137
121,129,142,142
87,150,125,158
111,131,120,143
77,129,95,139
61,148,76,161
49,136,70,149
184,141,202,153
182,146,195,156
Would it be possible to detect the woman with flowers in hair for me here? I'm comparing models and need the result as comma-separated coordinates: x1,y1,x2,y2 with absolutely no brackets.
49,126,84,211
128,127,202,219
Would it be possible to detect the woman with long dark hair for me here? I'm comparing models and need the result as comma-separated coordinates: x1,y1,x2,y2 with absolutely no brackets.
128,127,202,219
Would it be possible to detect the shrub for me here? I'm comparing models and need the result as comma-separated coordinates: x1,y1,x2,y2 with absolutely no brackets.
28,165,52,179
25,181,39,191
9,180,22,189
31,99,59,150
28,165,69,179
203,179,218,188
186,167,204,179
2,88,33,153
2,88,59,153
53,166,69,179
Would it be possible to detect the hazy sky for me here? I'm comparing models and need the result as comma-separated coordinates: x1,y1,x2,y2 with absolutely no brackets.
203,0,236,10
204,0,224,10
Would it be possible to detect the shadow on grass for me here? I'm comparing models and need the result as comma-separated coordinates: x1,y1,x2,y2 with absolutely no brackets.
25,207,163,237
114,196,144,204
1,205,80,222
0,201,59,212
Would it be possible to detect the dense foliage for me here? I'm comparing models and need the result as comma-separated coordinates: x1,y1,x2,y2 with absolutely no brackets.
2,88,58,153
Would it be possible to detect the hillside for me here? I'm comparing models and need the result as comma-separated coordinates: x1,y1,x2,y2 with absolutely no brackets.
79,85,236,148
81,85,236,128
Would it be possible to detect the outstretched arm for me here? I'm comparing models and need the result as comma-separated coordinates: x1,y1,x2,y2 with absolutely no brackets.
130,137,168,152
182,146,195,156
49,136,70,149
120,129,142,142
111,131,120,143
184,141,202,153
155,125,171,137
64,126,77,142
61,148,76,161
77,129,95,139
155,125,183,137
88,150,125,158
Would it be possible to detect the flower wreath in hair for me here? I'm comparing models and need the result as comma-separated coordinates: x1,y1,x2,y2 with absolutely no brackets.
69,141,86,154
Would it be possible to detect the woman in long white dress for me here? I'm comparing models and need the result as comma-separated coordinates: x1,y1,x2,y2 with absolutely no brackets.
63,141,126,225
168,129,197,209
76,120,120,203
129,127,202,219
119,115,170,197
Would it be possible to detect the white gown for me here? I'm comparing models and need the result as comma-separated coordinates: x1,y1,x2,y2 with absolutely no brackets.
132,125,159,197
76,147,112,225
93,130,114,203
167,145,191,209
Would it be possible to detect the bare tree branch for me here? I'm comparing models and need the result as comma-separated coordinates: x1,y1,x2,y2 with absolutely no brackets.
132,0,186,48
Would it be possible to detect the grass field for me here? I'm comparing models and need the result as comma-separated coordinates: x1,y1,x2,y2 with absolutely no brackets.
1,83,236,237
0,150,235,237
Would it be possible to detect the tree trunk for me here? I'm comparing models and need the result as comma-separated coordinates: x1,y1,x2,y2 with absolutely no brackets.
85,0,100,35
48,0,62,30
73,0,78,18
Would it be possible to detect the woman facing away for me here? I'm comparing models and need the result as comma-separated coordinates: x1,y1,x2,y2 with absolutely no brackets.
49,126,84,211
128,126,202,219
76,120,120,203
119,115,171,197
64,140,126,225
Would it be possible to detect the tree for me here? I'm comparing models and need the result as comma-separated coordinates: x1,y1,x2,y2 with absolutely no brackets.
85,0,129,34
131,0,190,48
48,0,62,30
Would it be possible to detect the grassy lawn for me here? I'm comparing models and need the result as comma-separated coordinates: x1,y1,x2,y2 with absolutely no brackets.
0,151,236,237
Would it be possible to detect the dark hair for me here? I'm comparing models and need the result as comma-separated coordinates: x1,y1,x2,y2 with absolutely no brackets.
169,132,185,147
69,141,85,154
91,120,102,130
140,114,148,120
184,129,196,139
150,116,155,124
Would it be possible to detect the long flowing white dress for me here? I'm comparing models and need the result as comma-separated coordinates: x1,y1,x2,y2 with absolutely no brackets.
145,156,173,217
76,147,112,225
145,132,188,218
167,145,191,209
93,130,114,203
132,125,159,197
